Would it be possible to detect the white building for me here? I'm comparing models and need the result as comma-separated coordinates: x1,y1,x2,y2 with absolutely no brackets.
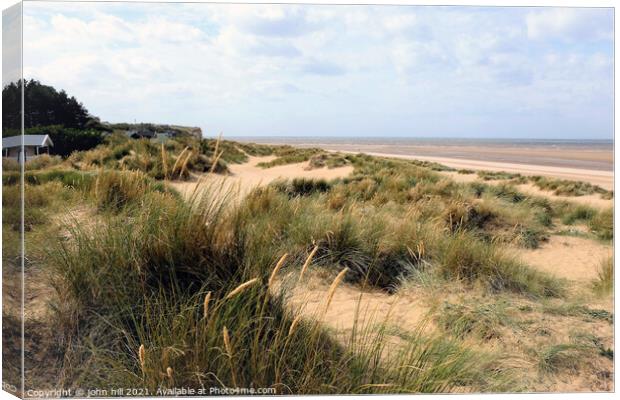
2,134,54,163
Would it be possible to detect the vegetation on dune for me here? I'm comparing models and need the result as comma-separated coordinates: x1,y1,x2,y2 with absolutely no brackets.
44,175,513,393
5,136,613,393
477,170,525,182
476,170,613,199
66,134,227,179
529,175,613,199
257,146,323,168
306,153,352,169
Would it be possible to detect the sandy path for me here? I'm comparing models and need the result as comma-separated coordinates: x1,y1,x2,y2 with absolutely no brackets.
169,156,354,200
344,151,613,190
515,235,612,281
442,171,613,209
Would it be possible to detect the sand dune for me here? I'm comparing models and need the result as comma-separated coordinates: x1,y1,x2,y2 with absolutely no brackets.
168,155,354,200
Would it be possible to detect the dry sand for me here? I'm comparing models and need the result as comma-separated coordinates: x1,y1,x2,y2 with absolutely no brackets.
515,235,612,281
168,155,354,200
279,272,430,347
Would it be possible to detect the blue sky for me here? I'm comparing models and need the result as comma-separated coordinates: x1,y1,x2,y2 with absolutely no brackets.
18,3,614,139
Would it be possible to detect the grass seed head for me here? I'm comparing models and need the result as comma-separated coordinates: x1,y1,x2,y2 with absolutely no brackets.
298,246,319,282
203,291,212,319
268,253,288,288
223,326,232,356
324,268,349,314
225,278,259,300
138,344,146,371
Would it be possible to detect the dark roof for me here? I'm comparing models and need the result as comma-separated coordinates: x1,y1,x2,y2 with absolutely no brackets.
2,134,54,149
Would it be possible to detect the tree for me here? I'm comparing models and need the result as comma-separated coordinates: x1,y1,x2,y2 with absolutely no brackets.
2,79,92,132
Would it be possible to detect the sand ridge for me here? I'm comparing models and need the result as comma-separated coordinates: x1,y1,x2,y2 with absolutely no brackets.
168,155,354,200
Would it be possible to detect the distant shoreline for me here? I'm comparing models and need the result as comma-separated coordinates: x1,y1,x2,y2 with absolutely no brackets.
231,137,613,172
231,136,614,190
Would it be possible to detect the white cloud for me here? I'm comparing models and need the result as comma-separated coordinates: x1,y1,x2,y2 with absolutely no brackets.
18,3,613,138
526,8,613,41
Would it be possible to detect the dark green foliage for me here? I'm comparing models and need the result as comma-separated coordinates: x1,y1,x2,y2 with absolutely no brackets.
23,125,104,157
3,79,93,132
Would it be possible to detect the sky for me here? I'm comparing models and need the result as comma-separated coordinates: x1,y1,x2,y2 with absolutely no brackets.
10,2,615,138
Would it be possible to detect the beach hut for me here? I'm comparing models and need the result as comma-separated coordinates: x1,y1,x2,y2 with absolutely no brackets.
2,134,54,163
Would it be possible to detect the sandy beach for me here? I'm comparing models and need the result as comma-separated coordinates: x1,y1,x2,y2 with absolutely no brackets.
236,138,614,190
